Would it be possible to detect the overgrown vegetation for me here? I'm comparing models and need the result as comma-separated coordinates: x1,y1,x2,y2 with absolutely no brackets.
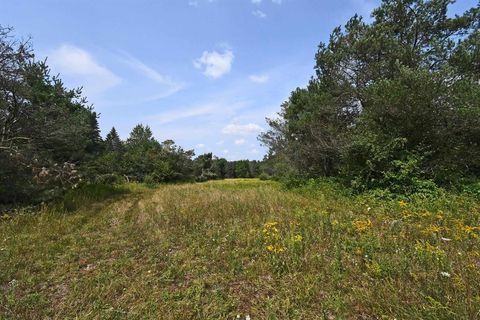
1,179,479,319
260,0,480,193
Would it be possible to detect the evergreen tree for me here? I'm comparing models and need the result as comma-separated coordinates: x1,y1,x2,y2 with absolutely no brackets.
105,127,123,153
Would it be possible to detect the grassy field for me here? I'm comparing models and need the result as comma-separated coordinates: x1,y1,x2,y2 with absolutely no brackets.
1,179,479,319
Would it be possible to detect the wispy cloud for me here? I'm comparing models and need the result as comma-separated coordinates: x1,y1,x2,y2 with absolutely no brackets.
235,138,246,145
120,54,179,86
249,74,269,83
148,100,246,125
118,52,185,96
252,9,267,18
194,49,234,78
150,105,217,125
48,44,121,95
222,123,263,136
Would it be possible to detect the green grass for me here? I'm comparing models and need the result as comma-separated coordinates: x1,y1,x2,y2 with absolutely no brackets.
1,179,479,319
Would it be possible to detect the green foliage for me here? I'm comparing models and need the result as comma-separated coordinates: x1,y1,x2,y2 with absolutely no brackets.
462,180,480,198
104,127,123,153
0,27,101,203
94,173,125,185
195,170,218,182
258,172,271,180
260,0,480,194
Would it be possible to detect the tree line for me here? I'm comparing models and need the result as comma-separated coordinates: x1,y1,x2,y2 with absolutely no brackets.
260,0,480,194
0,26,264,204
92,125,265,185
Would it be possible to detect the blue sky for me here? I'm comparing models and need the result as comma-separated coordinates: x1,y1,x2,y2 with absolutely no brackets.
1,0,476,160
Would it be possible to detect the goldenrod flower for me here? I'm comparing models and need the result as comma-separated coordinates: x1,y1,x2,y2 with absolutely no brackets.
353,219,372,232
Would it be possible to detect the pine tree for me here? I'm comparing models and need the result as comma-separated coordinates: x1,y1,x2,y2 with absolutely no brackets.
105,127,123,153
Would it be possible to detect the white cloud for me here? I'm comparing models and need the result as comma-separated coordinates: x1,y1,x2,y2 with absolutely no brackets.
48,44,121,94
151,105,217,125
196,143,205,148
188,1,199,6
222,123,263,136
252,9,267,18
216,140,224,145
250,148,259,154
194,49,234,78
148,100,246,125
223,149,229,154
235,138,246,145
249,74,269,83
121,54,179,86
119,53,185,96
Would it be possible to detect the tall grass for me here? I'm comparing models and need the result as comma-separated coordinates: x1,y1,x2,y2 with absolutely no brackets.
0,179,479,319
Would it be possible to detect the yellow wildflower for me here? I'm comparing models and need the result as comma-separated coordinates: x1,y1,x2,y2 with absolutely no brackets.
266,244,285,253
421,224,447,236
293,234,303,242
462,225,480,239
399,200,407,208
366,260,382,276
353,219,372,232
453,275,466,291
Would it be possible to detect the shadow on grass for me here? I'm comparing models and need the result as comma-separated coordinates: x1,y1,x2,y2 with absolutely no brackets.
55,183,132,212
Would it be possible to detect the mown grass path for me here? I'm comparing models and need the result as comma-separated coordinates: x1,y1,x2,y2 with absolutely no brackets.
1,179,479,319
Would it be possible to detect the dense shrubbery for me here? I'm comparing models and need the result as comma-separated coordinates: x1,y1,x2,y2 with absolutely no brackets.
260,0,480,194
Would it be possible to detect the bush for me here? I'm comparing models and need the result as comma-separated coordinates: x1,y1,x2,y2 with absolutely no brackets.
195,170,217,182
258,173,271,180
143,174,157,188
462,180,480,198
95,173,125,185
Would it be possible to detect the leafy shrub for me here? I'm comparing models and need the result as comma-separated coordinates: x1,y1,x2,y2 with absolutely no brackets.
195,170,218,182
143,174,157,188
462,180,480,198
258,172,271,180
95,173,124,185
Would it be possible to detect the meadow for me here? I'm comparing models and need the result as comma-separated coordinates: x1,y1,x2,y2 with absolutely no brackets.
1,179,479,319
